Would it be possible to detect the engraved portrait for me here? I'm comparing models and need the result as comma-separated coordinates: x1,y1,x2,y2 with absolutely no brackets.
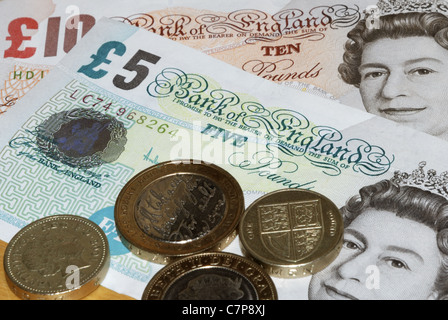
35,108,127,169
339,0,448,140
22,232,91,280
308,163,448,300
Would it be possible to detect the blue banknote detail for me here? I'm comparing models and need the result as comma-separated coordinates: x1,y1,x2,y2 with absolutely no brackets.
0,81,155,282
89,206,129,256
36,108,128,170
89,208,154,283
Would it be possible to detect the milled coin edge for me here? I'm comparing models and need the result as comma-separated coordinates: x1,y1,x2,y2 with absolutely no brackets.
141,252,278,300
3,214,110,300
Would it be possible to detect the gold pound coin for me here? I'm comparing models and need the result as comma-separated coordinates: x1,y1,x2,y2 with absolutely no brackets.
141,252,277,300
115,160,245,264
239,189,343,279
4,215,110,300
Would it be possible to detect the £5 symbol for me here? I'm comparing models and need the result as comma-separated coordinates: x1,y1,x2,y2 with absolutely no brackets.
78,41,127,79
78,41,161,90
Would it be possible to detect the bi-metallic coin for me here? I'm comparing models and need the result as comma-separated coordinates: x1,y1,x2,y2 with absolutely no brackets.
141,252,278,300
115,160,245,264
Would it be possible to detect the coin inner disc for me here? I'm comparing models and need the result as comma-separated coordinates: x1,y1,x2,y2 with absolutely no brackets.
134,173,227,243
162,267,258,300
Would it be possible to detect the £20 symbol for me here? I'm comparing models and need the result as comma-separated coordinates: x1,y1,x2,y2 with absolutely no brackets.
78,41,161,91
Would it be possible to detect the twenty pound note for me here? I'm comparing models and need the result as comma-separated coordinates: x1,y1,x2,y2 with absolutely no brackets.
1,17,448,300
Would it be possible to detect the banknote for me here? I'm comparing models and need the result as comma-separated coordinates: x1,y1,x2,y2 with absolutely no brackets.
0,0,291,116
0,0,386,118
113,0,448,144
4,0,447,144
278,0,448,145
1,17,448,300
120,0,373,99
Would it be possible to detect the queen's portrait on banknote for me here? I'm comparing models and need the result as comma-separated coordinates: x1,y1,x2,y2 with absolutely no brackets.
339,0,448,141
308,162,448,300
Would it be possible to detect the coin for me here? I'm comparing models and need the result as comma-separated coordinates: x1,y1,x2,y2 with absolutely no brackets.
141,252,278,300
4,215,110,300
239,189,343,279
115,160,245,264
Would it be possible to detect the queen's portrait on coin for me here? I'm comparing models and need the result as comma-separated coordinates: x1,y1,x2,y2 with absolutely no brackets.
308,162,448,300
339,0,448,140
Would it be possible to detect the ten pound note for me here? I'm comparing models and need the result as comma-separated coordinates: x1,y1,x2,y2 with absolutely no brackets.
4,0,447,146
1,17,448,300
0,0,398,110
0,0,290,117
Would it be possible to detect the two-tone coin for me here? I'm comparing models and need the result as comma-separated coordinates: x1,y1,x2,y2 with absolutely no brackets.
115,160,245,264
141,252,277,300
4,215,110,300
239,189,343,279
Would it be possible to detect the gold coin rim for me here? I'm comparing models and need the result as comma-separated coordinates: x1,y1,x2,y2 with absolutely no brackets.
141,252,278,300
3,214,110,300
239,188,344,278
114,160,245,263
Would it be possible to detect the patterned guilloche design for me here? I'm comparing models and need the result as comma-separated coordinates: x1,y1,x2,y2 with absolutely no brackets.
35,108,127,169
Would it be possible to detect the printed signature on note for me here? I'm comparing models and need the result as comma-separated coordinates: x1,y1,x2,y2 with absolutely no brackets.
143,147,159,164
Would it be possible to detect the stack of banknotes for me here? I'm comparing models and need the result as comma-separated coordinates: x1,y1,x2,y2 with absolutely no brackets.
1,0,448,300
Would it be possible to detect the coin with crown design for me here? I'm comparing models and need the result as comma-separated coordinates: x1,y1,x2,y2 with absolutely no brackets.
114,160,245,264
4,215,110,300
239,189,343,279
141,252,277,300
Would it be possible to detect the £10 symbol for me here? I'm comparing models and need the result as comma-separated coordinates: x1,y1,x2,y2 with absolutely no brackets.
78,41,161,91
4,15,96,59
